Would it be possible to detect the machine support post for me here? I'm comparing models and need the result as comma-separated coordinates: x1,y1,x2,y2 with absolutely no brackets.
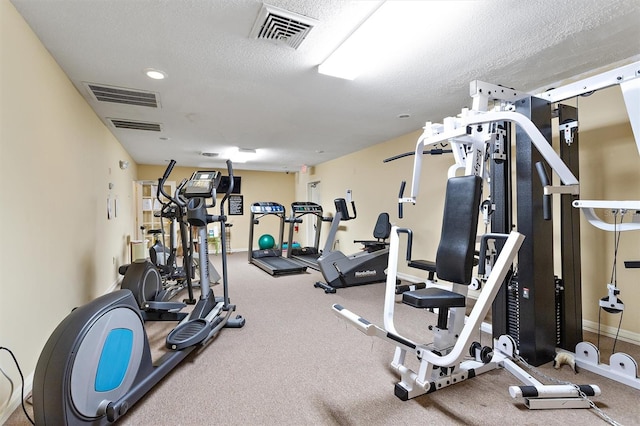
514,96,556,366
557,103,583,350
491,122,513,339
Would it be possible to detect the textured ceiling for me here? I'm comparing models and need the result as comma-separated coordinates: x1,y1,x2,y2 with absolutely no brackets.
10,0,640,171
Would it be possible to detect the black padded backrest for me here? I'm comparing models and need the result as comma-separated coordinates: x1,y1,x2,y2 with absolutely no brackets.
373,212,391,240
435,175,482,284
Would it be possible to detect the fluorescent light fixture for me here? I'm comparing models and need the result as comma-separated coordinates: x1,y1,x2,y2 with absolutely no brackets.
320,1,416,80
228,147,258,163
318,1,450,80
144,68,167,80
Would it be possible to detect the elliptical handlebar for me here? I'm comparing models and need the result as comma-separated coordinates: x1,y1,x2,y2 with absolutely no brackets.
220,159,234,211
162,159,176,182
174,178,188,208
157,159,181,207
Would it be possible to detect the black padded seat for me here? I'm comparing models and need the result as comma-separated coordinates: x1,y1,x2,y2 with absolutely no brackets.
403,287,466,330
403,287,465,309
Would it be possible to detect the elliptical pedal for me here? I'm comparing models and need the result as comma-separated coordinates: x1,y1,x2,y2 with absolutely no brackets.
166,318,209,350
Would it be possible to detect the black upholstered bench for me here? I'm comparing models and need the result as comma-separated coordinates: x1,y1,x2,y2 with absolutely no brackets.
403,287,465,330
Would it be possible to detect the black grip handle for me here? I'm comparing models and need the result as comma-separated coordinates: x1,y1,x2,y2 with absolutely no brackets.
398,180,406,219
157,159,177,202
220,160,235,212
396,227,413,262
226,159,234,182
535,161,552,221
478,233,509,276
349,201,357,220
161,159,176,183
174,178,188,207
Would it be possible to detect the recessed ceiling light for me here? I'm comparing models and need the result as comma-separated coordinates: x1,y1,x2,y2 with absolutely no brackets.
144,68,167,80
202,152,219,157
159,136,170,140
397,113,411,119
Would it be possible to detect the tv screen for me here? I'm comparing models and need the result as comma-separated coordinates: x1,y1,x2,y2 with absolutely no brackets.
217,176,241,194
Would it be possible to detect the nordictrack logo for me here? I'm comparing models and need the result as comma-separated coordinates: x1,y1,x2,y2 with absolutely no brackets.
355,270,377,278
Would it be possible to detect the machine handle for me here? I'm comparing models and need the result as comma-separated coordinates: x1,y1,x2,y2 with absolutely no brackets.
396,227,414,262
478,233,509,276
383,148,452,163
157,159,179,206
349,201,357,220
398,180,406,219
162,159,176,182
174,178,188,207
535,161,552,221
224,160,234,195
218,159,234,215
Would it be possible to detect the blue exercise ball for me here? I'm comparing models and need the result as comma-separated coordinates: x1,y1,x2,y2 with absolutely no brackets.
258,234,275,250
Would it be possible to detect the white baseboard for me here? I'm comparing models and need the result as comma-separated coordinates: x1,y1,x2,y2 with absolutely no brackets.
106,278,121,294
396,271,428,285
583,319,640,346
209,248,245,255
0,372,33,425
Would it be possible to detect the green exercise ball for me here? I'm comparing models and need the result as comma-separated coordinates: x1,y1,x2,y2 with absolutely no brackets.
258,234,275,250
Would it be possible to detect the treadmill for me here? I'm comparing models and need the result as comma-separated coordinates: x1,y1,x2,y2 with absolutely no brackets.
248,202,308,276
285,201,330,271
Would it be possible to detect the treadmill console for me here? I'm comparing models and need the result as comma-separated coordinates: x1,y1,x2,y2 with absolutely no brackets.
183,171,221,199
251,202,285,214
291,202,322,214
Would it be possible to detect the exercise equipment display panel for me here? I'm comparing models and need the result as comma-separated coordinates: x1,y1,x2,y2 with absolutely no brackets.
183,170,221,198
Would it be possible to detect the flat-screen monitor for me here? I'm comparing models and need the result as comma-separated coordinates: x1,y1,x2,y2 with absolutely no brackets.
217,176,241,194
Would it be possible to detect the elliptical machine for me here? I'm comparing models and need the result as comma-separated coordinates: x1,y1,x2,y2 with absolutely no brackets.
32,160,245,424
120,171,221,314
314,197,393,293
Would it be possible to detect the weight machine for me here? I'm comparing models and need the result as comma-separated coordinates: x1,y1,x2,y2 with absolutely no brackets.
333,60,640,409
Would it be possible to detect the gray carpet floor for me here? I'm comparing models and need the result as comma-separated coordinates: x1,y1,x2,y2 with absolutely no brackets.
7,252,640,425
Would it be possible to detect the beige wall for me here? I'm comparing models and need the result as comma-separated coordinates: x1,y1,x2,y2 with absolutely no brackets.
574,86,640,336
136,165,296,254
0,1,137,416
295,131,452,268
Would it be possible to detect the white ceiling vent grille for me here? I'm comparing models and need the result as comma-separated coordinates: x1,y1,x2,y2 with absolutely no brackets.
84,83,160,108
108,118,162,132
250,4,317,49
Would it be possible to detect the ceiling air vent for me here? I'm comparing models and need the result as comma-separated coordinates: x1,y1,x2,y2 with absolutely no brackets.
108,118,162,132
84,83,160,108
249,4,317,49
